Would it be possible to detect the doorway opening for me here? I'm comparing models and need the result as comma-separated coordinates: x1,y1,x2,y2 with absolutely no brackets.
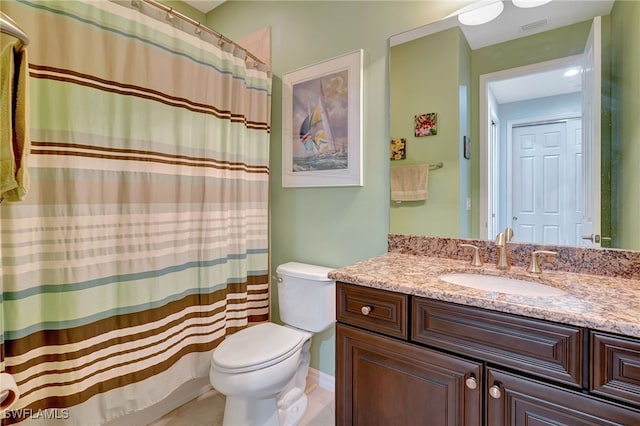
479,55,593,246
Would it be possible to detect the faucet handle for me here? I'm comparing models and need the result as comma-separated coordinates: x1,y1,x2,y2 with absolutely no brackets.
527,250,558,274
460,244,483,267
504,227,514,242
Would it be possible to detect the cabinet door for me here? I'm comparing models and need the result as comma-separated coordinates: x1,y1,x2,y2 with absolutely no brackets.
487,368,640,425
337,323,482,426
591,331,640,407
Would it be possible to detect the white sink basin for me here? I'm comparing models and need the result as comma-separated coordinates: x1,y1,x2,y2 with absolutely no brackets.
438,273,567,297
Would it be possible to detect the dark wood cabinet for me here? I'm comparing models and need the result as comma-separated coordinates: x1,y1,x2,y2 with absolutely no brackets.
413,298,584,388
337,323,482,426
591,331,640,406
487,368,640,425
336,282,640,426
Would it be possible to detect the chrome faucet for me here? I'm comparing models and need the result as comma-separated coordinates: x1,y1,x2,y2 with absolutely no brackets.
495,227,514,270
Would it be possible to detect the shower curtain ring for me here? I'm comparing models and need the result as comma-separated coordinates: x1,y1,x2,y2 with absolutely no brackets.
131,0,139,8
195,23,202,35
165,8,173,22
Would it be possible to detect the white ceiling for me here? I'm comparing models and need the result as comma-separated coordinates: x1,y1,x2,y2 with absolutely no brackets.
391,0,614,48
457,0,614,50
489,59,583,104
183,0,225,14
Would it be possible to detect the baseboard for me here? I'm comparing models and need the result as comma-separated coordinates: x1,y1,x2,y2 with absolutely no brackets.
307,367,335,393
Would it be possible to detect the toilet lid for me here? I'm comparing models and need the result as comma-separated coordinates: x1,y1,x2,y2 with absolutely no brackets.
213,323,306,373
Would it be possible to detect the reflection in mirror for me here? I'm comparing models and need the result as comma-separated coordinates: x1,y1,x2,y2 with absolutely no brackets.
389,0,639,250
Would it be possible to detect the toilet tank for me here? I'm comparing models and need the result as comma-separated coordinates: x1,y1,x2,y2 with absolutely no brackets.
276,262,336,333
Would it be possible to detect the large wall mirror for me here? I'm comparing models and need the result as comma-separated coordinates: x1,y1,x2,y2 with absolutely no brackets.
389,0,639,250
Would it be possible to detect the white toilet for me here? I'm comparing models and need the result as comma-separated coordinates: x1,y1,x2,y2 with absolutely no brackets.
209,262,335,426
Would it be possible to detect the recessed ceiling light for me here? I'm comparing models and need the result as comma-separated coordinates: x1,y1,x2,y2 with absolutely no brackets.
458,1,505,26
563,68,581,77
512,0,552,8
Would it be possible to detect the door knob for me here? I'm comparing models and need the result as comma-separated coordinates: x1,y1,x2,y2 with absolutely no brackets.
582,234,611,243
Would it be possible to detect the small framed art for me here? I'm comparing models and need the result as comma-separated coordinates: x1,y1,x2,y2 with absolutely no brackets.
390,138,406,160
414,112,437,137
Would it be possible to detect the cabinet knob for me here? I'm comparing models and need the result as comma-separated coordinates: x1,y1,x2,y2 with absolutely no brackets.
489,384,502,399
465,376,478,390
361,305,372,315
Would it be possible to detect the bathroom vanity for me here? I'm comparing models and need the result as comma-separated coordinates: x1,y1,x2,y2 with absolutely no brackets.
330,239,640,425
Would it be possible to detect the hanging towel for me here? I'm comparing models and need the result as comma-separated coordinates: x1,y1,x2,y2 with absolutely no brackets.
390,164,429,202
1,41,30,202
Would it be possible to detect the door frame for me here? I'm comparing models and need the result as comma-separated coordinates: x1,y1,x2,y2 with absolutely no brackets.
479,54,583,240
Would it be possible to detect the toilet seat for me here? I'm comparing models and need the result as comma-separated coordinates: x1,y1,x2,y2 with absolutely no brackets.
212,323,307,374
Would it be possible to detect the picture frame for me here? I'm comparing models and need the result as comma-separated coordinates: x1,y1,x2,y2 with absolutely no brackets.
282,50,363,187
390,138,406,160
464,135,471,160
414,112,437,137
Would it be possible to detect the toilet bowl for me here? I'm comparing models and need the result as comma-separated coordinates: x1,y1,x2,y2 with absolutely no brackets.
210,323,311,425
209,262,335,426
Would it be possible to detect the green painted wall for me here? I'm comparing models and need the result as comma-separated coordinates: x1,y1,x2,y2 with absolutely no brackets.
611,0,640,250
206,1,463,377
389,27,467,236
159,0,205,22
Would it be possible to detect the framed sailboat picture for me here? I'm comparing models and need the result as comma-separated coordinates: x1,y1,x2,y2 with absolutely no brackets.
282,49,363,187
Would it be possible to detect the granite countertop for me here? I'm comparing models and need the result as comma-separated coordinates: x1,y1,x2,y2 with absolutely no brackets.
328,252,640,338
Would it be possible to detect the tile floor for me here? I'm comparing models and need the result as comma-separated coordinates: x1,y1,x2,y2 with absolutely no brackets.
148,384,335,426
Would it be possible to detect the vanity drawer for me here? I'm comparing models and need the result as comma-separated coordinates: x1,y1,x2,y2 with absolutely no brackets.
413,298,584,388
591,331,640,406
337,282,408,339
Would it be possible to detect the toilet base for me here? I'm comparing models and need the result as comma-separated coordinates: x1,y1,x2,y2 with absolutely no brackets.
223,396,279,426
278,391,308,426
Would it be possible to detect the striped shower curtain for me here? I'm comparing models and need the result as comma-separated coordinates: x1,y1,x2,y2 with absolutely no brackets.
0,1,271,424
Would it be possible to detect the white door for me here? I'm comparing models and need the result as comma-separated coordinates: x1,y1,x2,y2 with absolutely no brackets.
580,16,602,246
510,120,582,245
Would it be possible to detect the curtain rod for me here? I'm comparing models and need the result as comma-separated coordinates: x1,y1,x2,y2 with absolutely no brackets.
133,0,266,67
0,11,29,50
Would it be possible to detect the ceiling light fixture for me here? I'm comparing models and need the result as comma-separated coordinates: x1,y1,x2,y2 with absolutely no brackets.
563,68,581,77
458,0,505,26
512,0,552,8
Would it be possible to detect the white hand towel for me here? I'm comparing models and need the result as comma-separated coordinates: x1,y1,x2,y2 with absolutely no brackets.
390,164,428,202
